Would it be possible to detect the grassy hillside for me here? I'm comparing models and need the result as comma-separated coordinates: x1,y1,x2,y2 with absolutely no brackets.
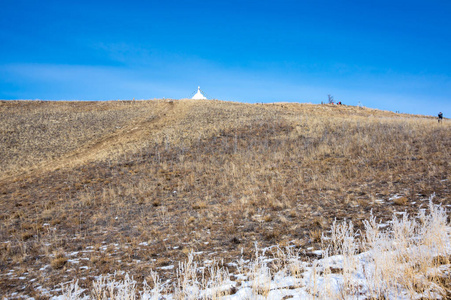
0,99,449,298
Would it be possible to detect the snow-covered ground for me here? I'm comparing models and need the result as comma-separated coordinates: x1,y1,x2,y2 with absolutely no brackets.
52,195,450,299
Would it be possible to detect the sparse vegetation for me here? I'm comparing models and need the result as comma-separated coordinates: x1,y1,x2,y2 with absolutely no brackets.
59,197,451,299
0,99,449,298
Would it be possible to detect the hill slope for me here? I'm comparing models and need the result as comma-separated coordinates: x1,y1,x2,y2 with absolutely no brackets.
0,100,449,298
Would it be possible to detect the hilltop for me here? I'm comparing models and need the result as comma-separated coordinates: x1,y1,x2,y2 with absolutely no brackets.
0,99,449,298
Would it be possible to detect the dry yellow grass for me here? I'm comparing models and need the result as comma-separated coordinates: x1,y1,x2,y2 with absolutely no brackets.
0,99,449,298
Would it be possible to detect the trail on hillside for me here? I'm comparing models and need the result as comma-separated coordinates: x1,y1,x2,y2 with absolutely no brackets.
0,100,195,185
0,101,439,186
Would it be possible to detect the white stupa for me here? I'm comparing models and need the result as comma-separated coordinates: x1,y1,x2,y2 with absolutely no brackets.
191,86,207,100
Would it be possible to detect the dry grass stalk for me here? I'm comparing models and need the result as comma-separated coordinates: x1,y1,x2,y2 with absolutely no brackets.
57,197,450,299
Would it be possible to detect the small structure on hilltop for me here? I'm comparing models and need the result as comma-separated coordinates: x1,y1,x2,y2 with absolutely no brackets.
191,86,208,100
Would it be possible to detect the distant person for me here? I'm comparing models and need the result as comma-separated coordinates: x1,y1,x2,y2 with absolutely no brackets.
438,112,443,123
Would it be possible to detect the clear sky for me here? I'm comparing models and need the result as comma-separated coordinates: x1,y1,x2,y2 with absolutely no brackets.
1,0,450,116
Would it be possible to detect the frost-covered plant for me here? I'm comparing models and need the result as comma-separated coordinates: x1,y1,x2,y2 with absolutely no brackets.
91,274,137,300
360,194,449,299
284,246,304,281
143,271,161,300
55,195,450,300
362,210,379,251
203,262,233,299
422,194,449,254
174,251,200,300
249,245,272,297
59,280,88,300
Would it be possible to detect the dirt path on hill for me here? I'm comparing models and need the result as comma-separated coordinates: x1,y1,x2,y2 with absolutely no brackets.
0,100,195,185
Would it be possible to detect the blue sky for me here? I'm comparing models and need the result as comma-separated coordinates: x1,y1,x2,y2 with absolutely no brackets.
1,0,450,116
